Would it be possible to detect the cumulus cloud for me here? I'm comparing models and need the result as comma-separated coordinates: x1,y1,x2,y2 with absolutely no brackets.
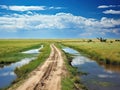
103,9,120,14
98,5,120,8
0,5,63,11
0,12,120,35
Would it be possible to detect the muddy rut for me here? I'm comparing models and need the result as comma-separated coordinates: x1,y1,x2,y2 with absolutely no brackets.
16,44,63,90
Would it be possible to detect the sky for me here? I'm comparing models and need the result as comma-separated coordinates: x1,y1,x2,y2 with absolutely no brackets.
0,0,120,38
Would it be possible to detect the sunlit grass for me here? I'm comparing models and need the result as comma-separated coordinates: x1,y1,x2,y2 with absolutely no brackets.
62,41,120,64
0,39,47,64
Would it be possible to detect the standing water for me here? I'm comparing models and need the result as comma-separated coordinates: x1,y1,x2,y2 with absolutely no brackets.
62,46,120,90
0,45,43,89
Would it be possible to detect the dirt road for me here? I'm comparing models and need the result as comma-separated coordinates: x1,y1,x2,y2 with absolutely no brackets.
16,44,64,90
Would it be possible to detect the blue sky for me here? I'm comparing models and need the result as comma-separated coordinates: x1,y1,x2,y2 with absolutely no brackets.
0,0,120,38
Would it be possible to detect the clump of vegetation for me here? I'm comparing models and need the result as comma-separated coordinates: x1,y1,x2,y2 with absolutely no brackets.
87,39,92,43
115,39,120,42
110,41,113,43
97,37,107,42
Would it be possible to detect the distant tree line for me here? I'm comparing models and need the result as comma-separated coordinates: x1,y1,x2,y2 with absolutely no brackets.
115,39,120,42
85,38,120,43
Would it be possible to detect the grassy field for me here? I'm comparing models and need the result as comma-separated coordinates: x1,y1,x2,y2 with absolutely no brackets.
61,40,120,64
0,39,53,64
0,39,120,90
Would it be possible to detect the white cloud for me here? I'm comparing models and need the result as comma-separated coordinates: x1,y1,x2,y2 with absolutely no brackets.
98,5,117,8
0,72,15,76
103,9,120,14
9,6,46,11
98,74,114,78
49,6,63,10
0,12,120,35
0,5,63,11
98,5,119,8
100,17,120,27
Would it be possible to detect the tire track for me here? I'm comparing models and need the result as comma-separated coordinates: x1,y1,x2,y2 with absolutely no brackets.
15,44,63,90
34,45,58,90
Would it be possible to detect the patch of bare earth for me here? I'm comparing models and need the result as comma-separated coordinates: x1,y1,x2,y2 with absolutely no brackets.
15,44,64,90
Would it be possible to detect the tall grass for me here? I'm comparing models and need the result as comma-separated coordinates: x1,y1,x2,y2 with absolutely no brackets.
62,41,120,65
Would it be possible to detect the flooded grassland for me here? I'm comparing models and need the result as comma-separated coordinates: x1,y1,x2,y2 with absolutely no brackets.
61,40,120,90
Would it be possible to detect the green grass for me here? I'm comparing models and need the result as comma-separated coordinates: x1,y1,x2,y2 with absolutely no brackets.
1,39,119,90
62,40,120,64
0,39,46,64
61,77,74,90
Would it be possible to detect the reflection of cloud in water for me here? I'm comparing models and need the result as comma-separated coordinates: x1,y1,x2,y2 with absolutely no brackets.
0,72,15,76
105,70,113,74
62,46,120,90
98,74,114,78
14,57,36,68
0,57,36,77
71,56,94,66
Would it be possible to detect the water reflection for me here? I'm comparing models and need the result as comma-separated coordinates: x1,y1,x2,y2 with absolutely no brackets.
62,47,80,55
0,45,43,89
62,46,120,90
99,62,120,73
0,58,35,88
